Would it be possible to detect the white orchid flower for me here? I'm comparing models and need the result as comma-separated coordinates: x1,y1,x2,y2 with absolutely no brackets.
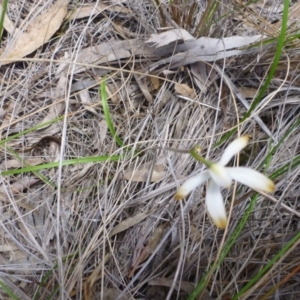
174,135,275,229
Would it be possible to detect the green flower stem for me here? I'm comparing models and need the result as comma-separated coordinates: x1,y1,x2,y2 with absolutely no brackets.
149,146,190,154
189,145,213,168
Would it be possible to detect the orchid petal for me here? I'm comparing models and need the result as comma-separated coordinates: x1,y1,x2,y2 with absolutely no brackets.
174,172,210,200
208,163,232,188
206,180,227,229
218,135,249,166
226,167,275,193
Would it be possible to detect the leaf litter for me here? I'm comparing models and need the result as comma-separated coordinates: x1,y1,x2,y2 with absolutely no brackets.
0,1,299,299
0,0,68,64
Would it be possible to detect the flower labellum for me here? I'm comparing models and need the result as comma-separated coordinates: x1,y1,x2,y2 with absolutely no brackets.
175,135,275,229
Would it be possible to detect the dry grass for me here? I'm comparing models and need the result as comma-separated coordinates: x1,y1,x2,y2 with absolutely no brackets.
0,0,300,299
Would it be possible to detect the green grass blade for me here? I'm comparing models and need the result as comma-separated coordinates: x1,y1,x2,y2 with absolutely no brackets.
188,148,300,300
0,119,69,187
100,79,124,147
194,0,219,37
33,251,79,300
1,155,121,176
188,148,300,299
0,116,64,147
258,116,300,170
232,230,300,299
214,0,289,148
4,146,57,187
0,0,8,43
189,108,296,299
187,193,260,300
270,153,300,180
0,279,21,300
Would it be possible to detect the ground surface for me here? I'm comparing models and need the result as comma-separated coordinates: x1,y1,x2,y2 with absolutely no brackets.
0,1,300,299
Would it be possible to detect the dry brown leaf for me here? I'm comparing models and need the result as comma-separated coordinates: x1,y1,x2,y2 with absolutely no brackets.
147,32,265,71
174,103,187,139
128,223,169,278
134,73,153,103
68,3,131,20
78,89,98,116
123,157,166,182
98,120,108,144
59,39,155,74
70,40,132,74
237,87,258,99
175,83,196,98
221,85,229,128
148,278,194,294
69,163,94,180
148,30,263,52
150,75,160,90
9,250,27,262
109,212,148,238
0,253,8,264
143,223,169,256
146,29,194,47
189,225,202,241
0,0,68,65
82,253,111,300
105,82,122,104
190,62,209,93
148,278,214,298
85,254,110,287
0,242,19,252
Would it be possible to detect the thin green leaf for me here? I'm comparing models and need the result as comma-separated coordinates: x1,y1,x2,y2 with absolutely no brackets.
33,251,79,300
187,193,260,300
188,147,300,300
214,0,289,148
4,146,57,187
189,9,292,291
0,0,8,43
258,116,300,170
100,79,124,147
194,0,219,37
0,280,21,300
1,155,121,176
0,116,63,147
188,141,300,299
232,230,300,299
